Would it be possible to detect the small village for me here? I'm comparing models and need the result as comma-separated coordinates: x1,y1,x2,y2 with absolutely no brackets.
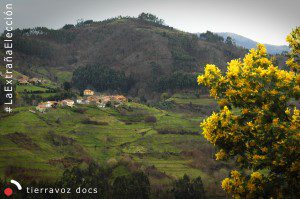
0,72,46,85
35,89,127,113
17,76,45,85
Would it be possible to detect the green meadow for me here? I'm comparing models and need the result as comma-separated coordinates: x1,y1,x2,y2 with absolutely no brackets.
0,96,228,197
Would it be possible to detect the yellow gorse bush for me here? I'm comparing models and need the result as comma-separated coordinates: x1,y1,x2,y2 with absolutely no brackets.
198,28,300,198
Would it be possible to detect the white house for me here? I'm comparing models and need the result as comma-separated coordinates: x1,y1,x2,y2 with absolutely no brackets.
61,99,75,107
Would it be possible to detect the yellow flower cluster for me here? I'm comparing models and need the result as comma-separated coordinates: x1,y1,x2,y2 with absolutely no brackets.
215,149,227,160
221,178,231,191
246,172,264,193
198,29,300,198
286,27,300,72
201,112,219,142
250,171,262,180
227,59,241,77
198,43,297,106
197,64,222,86
221,171,247,197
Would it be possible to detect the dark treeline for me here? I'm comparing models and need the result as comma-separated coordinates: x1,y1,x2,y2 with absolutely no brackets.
11,163,206,199
72,64,135,93
72,64,200,94
14,38,56,59
155,71,199,92
199,31,224,43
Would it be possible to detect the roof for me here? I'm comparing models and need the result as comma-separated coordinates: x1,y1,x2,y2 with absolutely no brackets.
62,99,74,103
46,101,57,104
37,105,47,109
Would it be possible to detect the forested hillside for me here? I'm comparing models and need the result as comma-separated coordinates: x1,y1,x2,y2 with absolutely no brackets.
2,14,247,99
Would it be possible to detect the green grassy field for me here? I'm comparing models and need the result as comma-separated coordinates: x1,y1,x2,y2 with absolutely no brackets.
16,85,49,92
167,94,217,106
0,97,228,197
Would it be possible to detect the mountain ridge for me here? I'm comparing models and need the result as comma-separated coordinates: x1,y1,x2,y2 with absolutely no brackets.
215,32,289,54
1,17,249,100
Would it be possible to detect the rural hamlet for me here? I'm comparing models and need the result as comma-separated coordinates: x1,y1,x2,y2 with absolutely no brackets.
35,89,127,113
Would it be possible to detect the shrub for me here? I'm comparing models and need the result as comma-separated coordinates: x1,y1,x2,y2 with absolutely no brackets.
197,28,300,198
157,128,199,135
82,118,109,125
172,175,205,199
107,158,118,168
112,172,150,199
73,107,87,114
144,116,157,123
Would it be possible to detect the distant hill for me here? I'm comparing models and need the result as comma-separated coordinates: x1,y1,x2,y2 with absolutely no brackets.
215,32,289,54
1,16,248,99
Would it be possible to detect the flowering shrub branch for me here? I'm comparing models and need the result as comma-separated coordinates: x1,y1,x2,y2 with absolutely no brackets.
198,28,300,198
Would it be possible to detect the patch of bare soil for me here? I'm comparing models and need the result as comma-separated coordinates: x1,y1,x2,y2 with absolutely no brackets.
49,157,91,168
5,132,41,151
5,166,43,181
46,131,92,162
47,131,75,146
157,128,199,135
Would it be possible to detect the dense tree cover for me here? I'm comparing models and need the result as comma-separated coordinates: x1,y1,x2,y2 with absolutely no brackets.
172,175,205,199
8,15,246,100
14,38,56,59
4,160,206,198
15,163,152,199
156,71,199,91
47,30,76,44
138,12,164,25
63,81,71,91
171,48,197,71
112,172,150,199
199,31,224,43
197,28,300,198
62,24,75,30
58,163,111,199
72,64,135,93
225,36,235,46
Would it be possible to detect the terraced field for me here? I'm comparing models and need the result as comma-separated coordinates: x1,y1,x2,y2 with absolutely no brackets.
0,97,229,197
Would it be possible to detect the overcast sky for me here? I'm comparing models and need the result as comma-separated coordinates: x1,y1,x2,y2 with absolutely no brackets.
1,0,299,45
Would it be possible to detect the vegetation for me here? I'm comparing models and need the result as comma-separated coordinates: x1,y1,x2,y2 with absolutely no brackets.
11,162,207,198
72,64,135,93
58,163,111,198
4,14,247,100
0,97,229,197
197,28,300,198
0,13,296,198
156,72,199,91
199,31,224,43
112,172,150,199
172,174,205,199
138,13,164,25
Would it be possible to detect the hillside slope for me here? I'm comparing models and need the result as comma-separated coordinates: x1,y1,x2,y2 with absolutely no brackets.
0,98,228,197
5,17,247,98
